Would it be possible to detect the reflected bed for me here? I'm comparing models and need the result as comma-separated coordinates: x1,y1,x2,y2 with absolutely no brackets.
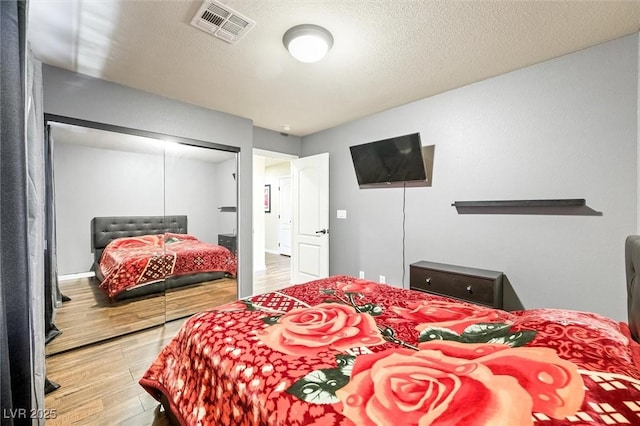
91,215,236,301
139,233,640,426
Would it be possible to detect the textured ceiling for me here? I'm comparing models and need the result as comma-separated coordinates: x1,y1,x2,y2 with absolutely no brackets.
28,1,640,137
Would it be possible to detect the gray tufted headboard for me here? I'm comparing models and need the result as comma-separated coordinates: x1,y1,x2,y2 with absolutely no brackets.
91,215,188,264
626,235,640,343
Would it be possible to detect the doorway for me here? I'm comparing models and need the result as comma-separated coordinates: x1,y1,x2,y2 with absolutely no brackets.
253,149,296,294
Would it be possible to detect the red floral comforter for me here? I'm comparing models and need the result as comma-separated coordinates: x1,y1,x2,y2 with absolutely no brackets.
139,276,640,425
99,233,237,298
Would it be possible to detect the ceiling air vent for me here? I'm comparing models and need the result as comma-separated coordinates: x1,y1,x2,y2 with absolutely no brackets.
190,0,255,44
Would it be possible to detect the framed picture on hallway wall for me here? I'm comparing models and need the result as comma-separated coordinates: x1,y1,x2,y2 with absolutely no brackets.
264,184,271,213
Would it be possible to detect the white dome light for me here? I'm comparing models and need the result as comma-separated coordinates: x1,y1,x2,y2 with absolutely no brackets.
283,24,333,63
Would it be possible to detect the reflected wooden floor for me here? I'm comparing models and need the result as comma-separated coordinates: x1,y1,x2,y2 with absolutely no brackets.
45,255,287,425
165,277,237,321
47,276,237,355
46,277,166,355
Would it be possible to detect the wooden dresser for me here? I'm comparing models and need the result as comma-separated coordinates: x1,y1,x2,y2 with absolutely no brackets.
218,233,237,255
409,261,504,309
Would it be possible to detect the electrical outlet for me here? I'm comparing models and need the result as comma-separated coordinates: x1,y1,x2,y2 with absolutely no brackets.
379,275,386,284
359,271,365,279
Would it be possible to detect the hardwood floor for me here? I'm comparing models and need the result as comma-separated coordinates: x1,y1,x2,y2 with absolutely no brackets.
45,319,185,425
46,277,165,355
44,254,289,425
165,277,237,321
253,252,292,294
47,277,237,355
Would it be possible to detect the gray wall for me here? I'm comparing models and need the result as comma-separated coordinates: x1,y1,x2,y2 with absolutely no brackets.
214,158,238,235
54,142,227,274
53,141,164,273
164,152,224,244
43,64,254,297
253,126,302,156
302,34,639,321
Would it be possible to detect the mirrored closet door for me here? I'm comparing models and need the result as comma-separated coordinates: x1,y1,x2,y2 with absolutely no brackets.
44,115,239,355
163,140,239,321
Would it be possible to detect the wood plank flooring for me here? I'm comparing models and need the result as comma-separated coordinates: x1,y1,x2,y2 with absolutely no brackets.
45,253,289,425
45,319,185,425
165,277,237,321
46,277,166,355
253,252,292,294
47,276,237,355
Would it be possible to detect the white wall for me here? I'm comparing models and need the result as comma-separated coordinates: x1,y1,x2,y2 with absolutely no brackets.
253,155,266,271
265,162,292,253
302,34,639,321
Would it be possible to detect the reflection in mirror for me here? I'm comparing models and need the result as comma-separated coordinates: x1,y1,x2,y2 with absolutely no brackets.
44,118,239,355
163,142,238,321
45,122,167,355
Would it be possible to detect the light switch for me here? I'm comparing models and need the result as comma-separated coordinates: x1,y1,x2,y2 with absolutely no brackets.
337,209,347,219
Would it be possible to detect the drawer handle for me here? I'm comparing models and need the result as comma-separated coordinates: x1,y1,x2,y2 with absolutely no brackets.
425,277,431,285
466,285,473,293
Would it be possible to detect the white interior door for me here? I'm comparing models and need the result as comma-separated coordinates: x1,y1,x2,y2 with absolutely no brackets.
278,176,292,256
291,153,329,284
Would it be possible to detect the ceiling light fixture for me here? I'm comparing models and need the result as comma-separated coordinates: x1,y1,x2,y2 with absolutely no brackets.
283,24,333,63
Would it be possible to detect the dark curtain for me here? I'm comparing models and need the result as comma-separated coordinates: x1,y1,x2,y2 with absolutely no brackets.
0,0,37,424
44,125,61,345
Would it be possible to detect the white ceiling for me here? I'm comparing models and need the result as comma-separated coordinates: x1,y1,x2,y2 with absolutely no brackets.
28,1,640,137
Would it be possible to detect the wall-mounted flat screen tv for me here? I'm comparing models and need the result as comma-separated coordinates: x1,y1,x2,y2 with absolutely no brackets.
349,132,429,189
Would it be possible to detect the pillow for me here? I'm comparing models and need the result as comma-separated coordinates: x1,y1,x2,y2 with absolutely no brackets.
511,308,640,378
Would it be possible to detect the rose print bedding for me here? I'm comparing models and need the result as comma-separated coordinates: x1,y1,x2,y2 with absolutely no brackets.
99,233,237,299
139,275,640,425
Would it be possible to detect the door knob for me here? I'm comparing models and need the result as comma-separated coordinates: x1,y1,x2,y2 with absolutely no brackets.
315,228,329,235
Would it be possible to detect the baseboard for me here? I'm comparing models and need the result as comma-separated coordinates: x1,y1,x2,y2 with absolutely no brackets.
58,271,95,282
265,249,291,256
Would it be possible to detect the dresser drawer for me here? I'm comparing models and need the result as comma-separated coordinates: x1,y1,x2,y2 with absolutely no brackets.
410,261,503,309
218,234,237,254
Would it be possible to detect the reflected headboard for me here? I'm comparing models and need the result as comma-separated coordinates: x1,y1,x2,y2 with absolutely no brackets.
625,235,640,342
91,215,188,265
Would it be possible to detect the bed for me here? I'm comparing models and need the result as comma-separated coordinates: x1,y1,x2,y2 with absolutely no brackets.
91,215,237,300
139,236,640,425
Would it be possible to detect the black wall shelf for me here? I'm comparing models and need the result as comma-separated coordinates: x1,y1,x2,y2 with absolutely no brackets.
452,199,585,208
451,199,601,216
